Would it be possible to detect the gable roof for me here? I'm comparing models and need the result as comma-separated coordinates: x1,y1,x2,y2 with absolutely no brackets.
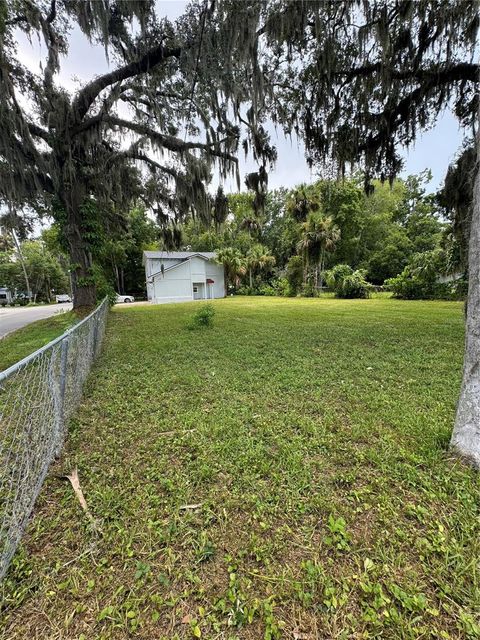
143,251,216,261
147,251,220,280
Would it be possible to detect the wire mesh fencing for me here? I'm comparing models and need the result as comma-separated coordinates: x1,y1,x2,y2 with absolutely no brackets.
0,298,108,580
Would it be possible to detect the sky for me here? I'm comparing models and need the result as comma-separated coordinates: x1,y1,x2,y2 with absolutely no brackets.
15,0,467,195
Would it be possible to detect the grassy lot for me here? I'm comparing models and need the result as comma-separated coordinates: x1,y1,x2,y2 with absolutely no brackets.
1,297,479,639
0,311,77,371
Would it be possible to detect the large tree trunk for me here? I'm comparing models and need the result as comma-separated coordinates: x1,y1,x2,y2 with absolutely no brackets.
65,203,96,309
450,132,480,468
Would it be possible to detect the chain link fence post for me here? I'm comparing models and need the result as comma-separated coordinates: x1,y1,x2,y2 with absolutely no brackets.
54,336,70,457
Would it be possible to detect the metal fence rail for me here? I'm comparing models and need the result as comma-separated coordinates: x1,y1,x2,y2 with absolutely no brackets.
0,298,108,580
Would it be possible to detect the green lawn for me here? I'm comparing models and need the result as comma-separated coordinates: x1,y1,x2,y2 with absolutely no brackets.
0,311,77,371
2,297,479,639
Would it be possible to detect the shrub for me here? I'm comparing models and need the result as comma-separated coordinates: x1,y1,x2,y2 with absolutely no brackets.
257,284,277,296
384,250,466,300
301,281,319,297
384,271,427,299
236,285,256,296
188,304,215,329
339,270,373,298
385,272,467,300
325,264,372,298
272,277,291,297
325,264,353,290
236,278,290,297
91,264,117,305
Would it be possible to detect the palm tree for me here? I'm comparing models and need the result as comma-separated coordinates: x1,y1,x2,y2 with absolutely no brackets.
297,214,340,290
240,215,262,238
286,184,320,222
216,247,246,294
246,244,276,288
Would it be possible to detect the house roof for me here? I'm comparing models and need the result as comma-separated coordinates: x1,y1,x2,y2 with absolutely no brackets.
143,251,217,261
146,251,220,280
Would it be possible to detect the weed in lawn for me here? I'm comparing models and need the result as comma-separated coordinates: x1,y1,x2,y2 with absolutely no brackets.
324,514,351,551
187,304,215,330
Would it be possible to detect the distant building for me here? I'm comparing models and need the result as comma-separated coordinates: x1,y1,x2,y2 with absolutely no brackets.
143,251,225,304
437,271,464,284
0,287,12,306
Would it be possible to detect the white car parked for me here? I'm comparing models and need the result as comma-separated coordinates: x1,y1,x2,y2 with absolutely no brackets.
55,294,72,303
116,293,135,304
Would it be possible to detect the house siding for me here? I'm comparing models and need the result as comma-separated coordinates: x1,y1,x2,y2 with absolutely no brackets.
206,262,225,298
152,260,192,304
190,256,207,283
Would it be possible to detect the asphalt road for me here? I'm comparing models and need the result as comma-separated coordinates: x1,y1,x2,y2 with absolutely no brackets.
0,303,72,339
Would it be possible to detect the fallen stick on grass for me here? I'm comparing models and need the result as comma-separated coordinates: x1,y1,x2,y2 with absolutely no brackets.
61,468,102,533
179,503,202,511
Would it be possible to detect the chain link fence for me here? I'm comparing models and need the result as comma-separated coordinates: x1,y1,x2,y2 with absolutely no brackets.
0,298,108,580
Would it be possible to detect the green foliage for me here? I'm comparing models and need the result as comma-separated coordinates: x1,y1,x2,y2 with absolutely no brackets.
188,304,215,330
92,207,159,298
326,264,373,298
216,247,245,292
285,255,304,296
0,239,69,302
319,178,365,265
324,515,351,551
90,264,116,305
245,243,276,290
179,171,447,298
325,264,354,291
339,271,373,299
437,143,476,273
301,281,319,298
366,228,413,284
256,284,276,296
385,249,465,301
237,277,289,297
286,184,320,222
270,277,290,297
297,213,340,269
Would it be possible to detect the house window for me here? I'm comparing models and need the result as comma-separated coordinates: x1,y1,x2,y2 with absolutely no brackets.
193,286,198,293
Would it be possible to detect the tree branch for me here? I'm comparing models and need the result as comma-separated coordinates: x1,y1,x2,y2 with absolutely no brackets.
331,62,478,83
357,84,428,157
72,44,182,122
27,123,51,144
108,115,238,161
117,149,178,179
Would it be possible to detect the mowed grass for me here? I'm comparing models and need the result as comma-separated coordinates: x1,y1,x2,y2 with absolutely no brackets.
1,297,479,639
0,311,77,371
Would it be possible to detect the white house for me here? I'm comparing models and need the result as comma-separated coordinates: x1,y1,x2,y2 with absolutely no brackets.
143,251,225,304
